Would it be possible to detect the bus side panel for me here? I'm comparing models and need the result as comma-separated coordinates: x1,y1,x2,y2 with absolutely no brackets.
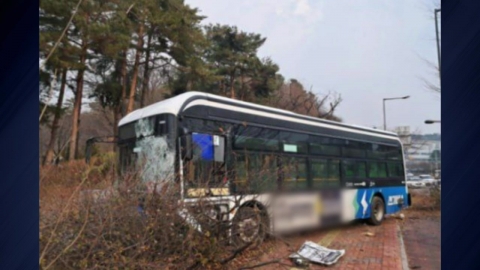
343,187,408,221
380,186,409,215
341,189,358,222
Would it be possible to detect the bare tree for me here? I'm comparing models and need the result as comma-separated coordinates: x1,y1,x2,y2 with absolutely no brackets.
268,80,343,121
421,59,440,95
420,0,441,96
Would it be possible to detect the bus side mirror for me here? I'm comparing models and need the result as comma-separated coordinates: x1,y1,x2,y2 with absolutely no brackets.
181,135,193,160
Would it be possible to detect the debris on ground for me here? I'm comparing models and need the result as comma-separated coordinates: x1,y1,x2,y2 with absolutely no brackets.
289,241,345,266
291,257,310,268
364,232,375,237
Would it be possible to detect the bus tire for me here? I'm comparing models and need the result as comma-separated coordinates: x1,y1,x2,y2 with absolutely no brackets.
231,205,268,249
367,196,385,226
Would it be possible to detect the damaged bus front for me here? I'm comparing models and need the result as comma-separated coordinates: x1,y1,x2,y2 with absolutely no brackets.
117,114,177,193
86,113,179,192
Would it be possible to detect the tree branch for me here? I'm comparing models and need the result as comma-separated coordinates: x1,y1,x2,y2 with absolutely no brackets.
40,0,84,71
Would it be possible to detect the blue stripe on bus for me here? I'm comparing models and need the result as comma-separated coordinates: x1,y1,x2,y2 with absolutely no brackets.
354,186,408,219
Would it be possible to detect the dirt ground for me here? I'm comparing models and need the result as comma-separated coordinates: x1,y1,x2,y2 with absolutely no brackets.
230,189,441,270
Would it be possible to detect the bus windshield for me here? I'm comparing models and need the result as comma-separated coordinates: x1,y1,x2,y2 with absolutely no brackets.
117,114,176,188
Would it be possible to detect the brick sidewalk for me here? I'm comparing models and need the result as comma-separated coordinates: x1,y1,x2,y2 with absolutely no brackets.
305,218,405,270
242,217,407,270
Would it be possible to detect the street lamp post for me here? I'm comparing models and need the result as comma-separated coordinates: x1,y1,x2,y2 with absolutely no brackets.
383,96,410,130
425,119,441,176
434,8,441,79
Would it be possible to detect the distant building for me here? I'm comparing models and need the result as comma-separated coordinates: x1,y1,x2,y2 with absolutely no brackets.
392,126,441,175
406,139,441,161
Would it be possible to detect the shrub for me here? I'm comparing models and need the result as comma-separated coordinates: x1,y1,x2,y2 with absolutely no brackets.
40,162,252,270
429,185,441,210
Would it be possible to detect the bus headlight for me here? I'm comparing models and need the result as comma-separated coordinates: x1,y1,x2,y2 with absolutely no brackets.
206,204,229,221
206,208,218,220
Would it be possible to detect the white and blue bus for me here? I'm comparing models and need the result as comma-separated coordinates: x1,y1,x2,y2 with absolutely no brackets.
111,91,411,246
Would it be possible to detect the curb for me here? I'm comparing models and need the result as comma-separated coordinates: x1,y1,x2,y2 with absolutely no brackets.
397,223,410,270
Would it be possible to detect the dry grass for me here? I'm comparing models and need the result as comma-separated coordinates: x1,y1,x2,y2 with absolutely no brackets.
404,188,441,219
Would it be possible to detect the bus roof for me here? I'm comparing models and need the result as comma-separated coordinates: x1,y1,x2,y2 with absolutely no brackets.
118,91,399,138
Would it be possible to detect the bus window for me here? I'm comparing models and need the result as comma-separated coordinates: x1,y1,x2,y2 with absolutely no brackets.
343,141,367,158
386,148,403,160
343,160,367,179
387,162,404,177
233,152,278,193
311,159,340,188
233,152,248,193
343,160,355,178
367,144,402,160
357,162,367,178
278,131,308,154
368,162,387,178
282,157,307,190
309,137,342,156
329,160,341,183
185,133,226,189
251,154,278,193
234,126,280,152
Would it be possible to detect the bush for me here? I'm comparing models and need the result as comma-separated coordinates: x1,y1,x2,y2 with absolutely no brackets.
429,185,441,210
40,162,249,269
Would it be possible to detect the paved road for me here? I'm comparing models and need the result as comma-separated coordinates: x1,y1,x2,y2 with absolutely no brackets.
400,216,441,270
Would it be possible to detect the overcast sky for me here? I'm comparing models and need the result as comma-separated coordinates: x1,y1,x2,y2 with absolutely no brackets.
185,0,441,134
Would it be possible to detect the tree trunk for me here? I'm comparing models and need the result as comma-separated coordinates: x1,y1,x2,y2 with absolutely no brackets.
230,70,236,99
140,32,152,108
112,109,118,152
240,72,245,100
69,47,87,161
43,69,67,165
113,53,127,153
119,51,127,117
127,23,145,113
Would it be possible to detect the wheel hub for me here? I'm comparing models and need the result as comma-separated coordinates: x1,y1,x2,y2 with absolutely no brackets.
374,202,384,220
238,218,259,243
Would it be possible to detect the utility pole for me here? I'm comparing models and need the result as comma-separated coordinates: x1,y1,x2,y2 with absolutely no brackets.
435,9,441,82
382,96,410,130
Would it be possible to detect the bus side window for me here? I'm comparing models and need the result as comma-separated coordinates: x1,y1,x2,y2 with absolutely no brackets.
357,162,367,178
343,160,367,180
233,152,249,193
387,162,404,177
328,160,341,185
368,161,387,178
343,160,356,179
232,152,278,193
312,159,340,188
282,157,307,190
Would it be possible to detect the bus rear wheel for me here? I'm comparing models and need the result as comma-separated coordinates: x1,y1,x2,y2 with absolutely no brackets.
231,205,268,249
367,196,385,226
